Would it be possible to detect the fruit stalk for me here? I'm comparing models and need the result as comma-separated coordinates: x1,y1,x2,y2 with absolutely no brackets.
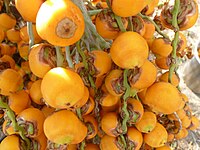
27,22,35,50
71,0,110,50
0,97,31,149
65,46,74,69
168,0,180,83
55,46,64,67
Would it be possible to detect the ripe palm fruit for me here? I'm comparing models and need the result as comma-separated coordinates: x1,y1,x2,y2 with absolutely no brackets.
100,135,121,150
8,90,31,114
85,143,100,150
159,71,180,87
187,115,200,130
0,13,16,31
151,38,173,57
0,68,23,96
111,0,148,17
129,60,157,90
16,107,45,138
6,28,21,43
95,9,128,40
104,69,124,97
144,123,168,148
43,110,87,145
101,112,122,137
41,67,85,109
0,135,23,150
29,79,44,105
144,82,182,114
36,0,85,46
155,145,172,150
126,127,143,150
110,31,149,69
135,111,157,133
15,0,44,23
28,43,57,78
87,50,112,77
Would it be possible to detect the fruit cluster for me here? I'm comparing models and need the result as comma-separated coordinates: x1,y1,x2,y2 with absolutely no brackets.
0,0,199,150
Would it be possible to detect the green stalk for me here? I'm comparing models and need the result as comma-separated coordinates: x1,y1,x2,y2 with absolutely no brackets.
114,15,126,32
55,46,64,67
27,22,35,51
88,9,102,16
138,13,170,40
65,46,74,69
0,98,30,149
168,0,180,83
128,17,134,31
76,41,88,70
71,0,110,50
121,69,130,134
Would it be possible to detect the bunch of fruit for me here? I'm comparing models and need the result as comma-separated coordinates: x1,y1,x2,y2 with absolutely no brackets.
0,0,199,149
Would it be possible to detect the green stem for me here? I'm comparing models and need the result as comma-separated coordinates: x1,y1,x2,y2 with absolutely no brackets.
76,41,88,70
27,22,35,51
121,69,130,133
128,17,134,31
55,46,64,67
114,15,126,32
0,98,31,149
119,134,127,149
65,46,74,69
71,0,110,50
88,9,102,16
138,13,170,40
168,0,180,83
76,108,83,121
105,0,112,10
80,140,85,150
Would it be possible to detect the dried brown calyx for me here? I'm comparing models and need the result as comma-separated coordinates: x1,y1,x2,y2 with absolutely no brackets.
39,45,57,68
16,117,38,138
131,15,145,35
81,97,92,115
127,104,141,125
85,121,95,138
161,0,198,29
97,9,127,32
128,67,141,85
56,17,77,39
115,136,126,150
30,139,40,150
111,75,125,95
47,140,68,150
87,53,100,77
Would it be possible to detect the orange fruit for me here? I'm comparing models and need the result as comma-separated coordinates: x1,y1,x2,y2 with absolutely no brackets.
110,31,149,69
44,110,87,145
144,82,182,114
15,0,44,23
36,0,85,46
144,123,168,148
41,67,85,109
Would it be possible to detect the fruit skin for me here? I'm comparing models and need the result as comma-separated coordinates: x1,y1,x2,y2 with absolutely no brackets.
144,123,168,148
135,111,157,133
29,79,44,105
83,115,98,139
41,67,85,109
36,0,85,46
144,82,182,114
8,90,31,114
15,0,44,23
101,112,121,137
0,13,16,31
159,71,180,87
110,31,149,69
111,0,147,17
151,38,172,57
100,135,120,150
0,69,23,96
43,110,87,145
187,115,200,130
129,60,157,90
85,143,100,150
28,43,56,78
126,127,143,150
0,135,21,150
